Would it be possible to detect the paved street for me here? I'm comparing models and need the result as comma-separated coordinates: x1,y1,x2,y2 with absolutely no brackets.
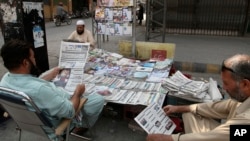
1,18,250,77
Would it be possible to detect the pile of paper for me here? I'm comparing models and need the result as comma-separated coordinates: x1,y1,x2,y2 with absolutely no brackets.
162,71,222,101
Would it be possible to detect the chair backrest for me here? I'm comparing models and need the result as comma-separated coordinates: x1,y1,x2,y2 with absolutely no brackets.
0,86,54,139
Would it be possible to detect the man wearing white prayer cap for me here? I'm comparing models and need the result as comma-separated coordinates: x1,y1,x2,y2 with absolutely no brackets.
68,19,95,49
76,20,85,25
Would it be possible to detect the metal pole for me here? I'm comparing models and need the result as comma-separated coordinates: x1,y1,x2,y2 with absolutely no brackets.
132,0,137,58
145,0,150,41
91,0,94,36
50,0,54,21
91,0,101,49
97,34,101,49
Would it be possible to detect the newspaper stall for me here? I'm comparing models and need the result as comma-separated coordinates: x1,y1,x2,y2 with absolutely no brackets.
54,41,173,107
53,40,223,133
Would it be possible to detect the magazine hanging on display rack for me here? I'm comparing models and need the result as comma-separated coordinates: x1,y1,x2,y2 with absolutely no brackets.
95,0,136,56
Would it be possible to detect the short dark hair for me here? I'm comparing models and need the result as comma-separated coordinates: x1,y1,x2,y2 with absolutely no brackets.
233,60,250,80
0,39,34,70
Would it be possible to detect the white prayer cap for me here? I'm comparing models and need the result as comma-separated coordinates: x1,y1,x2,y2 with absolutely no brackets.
76,20,85,25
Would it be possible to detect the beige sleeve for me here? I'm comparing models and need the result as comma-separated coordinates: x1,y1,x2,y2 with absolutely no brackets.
86,30,95,47
173,131,229,141
189,104,198,113
68,31,75,40
171,100,247,141
193,99,238,119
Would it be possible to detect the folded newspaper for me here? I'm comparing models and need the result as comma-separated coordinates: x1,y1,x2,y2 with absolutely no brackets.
162,71,222,102
134,102,176,135
163,71,208,95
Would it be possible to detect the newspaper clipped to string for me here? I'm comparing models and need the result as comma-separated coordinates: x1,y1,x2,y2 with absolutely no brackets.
53,41,90,95
134,102,176,135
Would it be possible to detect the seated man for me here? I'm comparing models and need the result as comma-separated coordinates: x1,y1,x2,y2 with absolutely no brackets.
147,54,250,141
0,39,104,140
68,20,95,49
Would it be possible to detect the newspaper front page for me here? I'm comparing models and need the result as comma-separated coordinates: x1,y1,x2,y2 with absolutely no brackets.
135,102,176,135
53,41,90,95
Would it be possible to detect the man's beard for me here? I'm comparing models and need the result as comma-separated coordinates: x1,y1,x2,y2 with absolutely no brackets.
28,59,41,77
228,84,248,102
77,30,84,35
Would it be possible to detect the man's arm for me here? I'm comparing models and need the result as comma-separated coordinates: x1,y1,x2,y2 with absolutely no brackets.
68,31,76,41
147,119,229,141
40,68,85,111
147,134,174,141
62,8,68,14
39,67,61,81
70,84,85,111
171,128,229,141
86,30,95,48
163,105,191,115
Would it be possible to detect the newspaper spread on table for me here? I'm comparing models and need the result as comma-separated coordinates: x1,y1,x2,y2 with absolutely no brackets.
53,41,90,95
52,43,168,106
82,73,167,106
134,102,176,135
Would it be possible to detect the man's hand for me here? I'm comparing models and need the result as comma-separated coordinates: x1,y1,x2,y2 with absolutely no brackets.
39,67,62,81
146,134,174,141
71,84,85,111
74,84,85,97
163,105,178,115
163,105,191,115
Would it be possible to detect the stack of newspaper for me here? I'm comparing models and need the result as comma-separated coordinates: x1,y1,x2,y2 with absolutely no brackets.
162,71,211,100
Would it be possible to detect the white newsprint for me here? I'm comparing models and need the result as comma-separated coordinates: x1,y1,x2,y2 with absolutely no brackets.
53,41,90,95
134,102,176,135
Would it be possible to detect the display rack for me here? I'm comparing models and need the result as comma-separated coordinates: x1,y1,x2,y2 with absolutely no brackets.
93,0,137,57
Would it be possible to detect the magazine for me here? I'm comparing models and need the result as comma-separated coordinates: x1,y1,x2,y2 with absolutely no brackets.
123,22,132,36
151,50,167,61
134,102,176,135
95,7,105,20
97,22,106,34
122,7,132,21
114,23,123,36
113,8,123,23
105,22,115,35
97,0,133,7
105,7,113,21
